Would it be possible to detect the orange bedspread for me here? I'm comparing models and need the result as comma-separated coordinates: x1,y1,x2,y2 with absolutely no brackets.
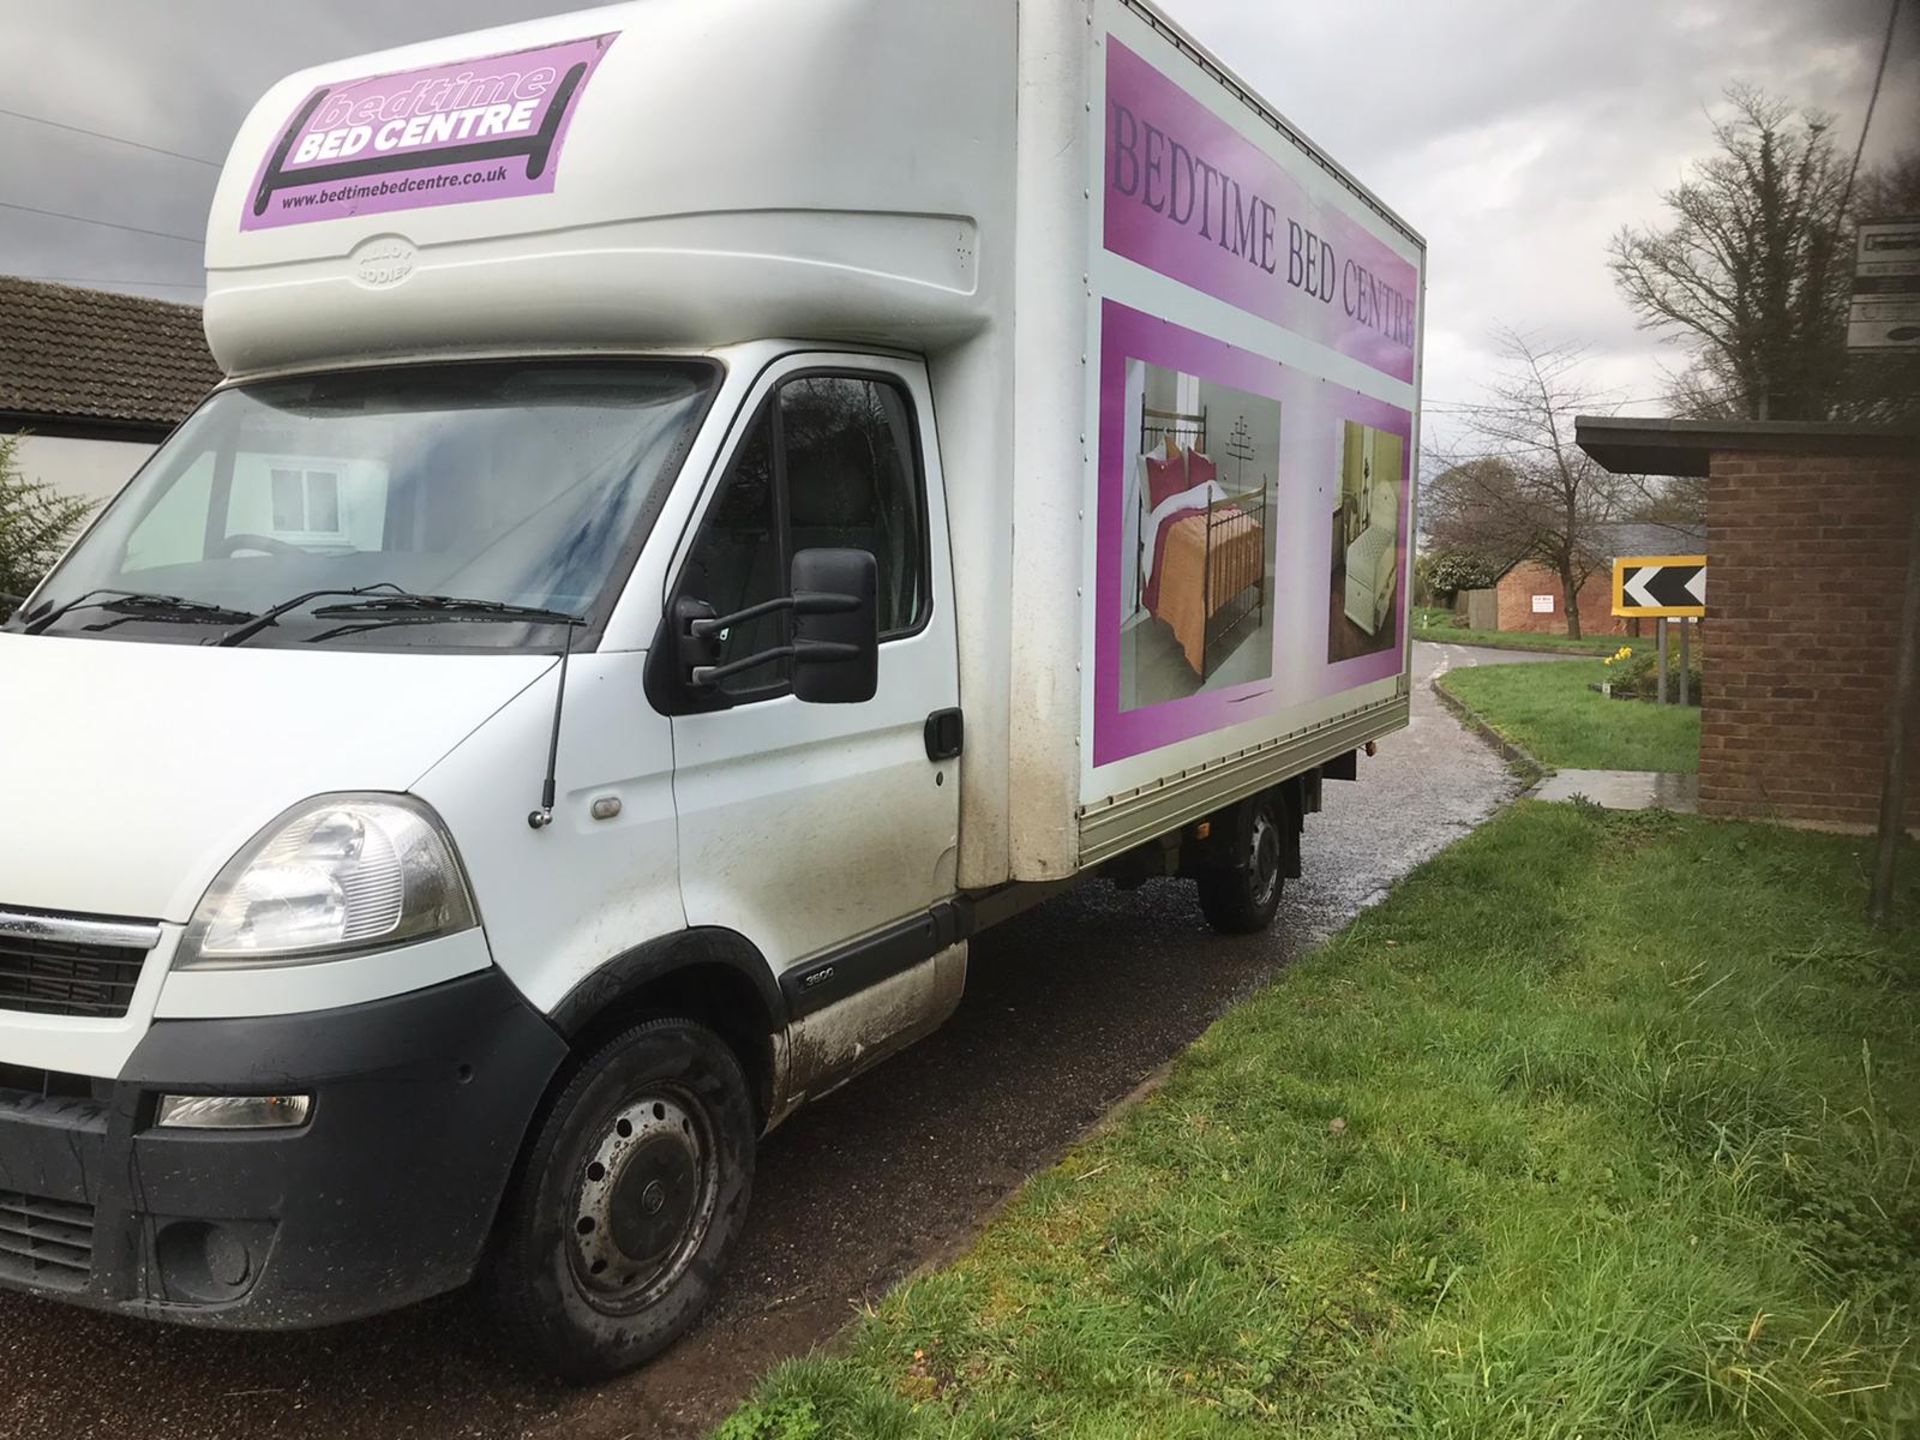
1151,507,1264,675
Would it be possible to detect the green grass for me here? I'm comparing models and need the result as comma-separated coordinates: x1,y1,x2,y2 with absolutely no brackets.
715,807,1920,1440
1440,659,1701,773
1414,607,1653,657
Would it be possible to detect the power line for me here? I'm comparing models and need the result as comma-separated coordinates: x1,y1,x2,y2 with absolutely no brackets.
1842,0,1904,213
0,198,200,245
0,105,222,168
18,274,204,291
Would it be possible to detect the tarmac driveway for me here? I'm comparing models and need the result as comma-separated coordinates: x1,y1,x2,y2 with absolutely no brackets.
0,643,1519,1440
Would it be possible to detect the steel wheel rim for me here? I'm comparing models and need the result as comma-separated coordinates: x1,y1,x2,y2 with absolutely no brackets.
1249,810,1281,909
567,1088,718,1315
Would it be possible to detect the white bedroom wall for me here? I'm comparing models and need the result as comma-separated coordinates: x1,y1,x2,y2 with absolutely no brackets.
1195,377,1281,509
1122,359,1147,618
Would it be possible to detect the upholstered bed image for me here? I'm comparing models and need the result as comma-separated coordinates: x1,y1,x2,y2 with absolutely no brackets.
1327,420,1405,660
1344,509,1397,634
1136,406,1268,679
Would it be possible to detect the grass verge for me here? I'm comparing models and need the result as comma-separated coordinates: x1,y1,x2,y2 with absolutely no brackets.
1438,658,1700,773
1414,608,1653,656
717,806,1918,1440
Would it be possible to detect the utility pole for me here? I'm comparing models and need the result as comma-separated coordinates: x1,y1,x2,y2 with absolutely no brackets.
1869,489,1920,928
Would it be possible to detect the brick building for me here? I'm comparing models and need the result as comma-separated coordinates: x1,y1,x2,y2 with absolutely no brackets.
1579,418,1919,834
1483,522,1705,638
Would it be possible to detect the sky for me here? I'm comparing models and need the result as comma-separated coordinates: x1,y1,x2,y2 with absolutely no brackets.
1,0,1914,458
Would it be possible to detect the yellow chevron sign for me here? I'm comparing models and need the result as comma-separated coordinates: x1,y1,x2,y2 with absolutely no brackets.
1613,555,1706,619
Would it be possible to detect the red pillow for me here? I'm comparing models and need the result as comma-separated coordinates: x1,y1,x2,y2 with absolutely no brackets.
1145,450,1187,509
1187,450,1217,490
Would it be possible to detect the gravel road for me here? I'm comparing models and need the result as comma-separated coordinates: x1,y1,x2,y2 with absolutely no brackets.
0,644,1524,1440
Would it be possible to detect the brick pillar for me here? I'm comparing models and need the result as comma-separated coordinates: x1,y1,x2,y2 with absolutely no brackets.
1700,451,1920,830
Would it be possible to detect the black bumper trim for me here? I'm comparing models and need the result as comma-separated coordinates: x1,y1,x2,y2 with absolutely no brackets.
0,968,568,1329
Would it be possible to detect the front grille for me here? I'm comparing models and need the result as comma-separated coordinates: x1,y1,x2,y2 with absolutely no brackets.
0,934,146,1018
0,908,159,1020
0,1189,94,1290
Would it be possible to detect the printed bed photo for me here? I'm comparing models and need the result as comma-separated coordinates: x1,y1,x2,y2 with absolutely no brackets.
1326,418,1404,663
1118,361,1281,711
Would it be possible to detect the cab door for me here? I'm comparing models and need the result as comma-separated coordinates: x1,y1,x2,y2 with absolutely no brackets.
661,354,961,987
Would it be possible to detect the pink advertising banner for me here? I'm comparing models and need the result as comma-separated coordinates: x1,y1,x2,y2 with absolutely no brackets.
1095,301,1413,767
242,33,618,231
1104,40,1418,385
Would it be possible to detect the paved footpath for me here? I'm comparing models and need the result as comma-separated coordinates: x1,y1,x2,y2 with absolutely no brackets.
0,642,1519,1440
1423,639,1577,673
1426,642,1702,815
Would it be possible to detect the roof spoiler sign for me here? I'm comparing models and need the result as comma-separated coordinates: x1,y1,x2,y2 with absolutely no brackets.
242,33,617,231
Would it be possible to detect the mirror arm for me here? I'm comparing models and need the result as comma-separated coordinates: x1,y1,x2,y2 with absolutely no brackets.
689,590,859,640
690,639,860,690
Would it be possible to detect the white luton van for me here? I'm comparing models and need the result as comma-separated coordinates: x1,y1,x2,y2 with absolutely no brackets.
0,0,1422,1380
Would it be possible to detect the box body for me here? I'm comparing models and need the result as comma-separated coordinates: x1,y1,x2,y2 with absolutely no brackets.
202,0,1425,889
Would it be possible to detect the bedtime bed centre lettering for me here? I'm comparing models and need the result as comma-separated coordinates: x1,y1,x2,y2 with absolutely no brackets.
1107,98,1415,353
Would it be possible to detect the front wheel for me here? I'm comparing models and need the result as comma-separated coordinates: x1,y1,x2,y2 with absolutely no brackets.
491,1018,756,1383
1196,794,1285,934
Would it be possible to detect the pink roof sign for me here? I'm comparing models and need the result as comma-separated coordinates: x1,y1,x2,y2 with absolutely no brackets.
243,33,618,231
1104,39,1418,385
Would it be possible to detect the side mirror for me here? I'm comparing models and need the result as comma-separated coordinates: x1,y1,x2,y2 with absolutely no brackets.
791,548,878,704
649,549,879,711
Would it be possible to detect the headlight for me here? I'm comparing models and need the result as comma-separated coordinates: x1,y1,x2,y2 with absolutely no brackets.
179,794,477,968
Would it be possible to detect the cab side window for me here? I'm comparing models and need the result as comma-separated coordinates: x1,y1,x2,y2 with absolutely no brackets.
676,372,926,700
780,376,924,636
677,412,786,693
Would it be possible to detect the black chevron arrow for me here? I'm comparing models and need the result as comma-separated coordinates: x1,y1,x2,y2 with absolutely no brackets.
1623,565,1704,608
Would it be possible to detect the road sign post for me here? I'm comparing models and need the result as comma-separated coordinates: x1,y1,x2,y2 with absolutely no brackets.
1869,490,1920,928
1615,557,1706,708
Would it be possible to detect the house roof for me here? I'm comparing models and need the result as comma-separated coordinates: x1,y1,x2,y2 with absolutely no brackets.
0,277,220,439
1488,520,1708,584
1585,520,1707,563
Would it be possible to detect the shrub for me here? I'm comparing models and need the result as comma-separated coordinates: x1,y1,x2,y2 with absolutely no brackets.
1605,647,1702,703
1427,551,1501,602
0,434,95,620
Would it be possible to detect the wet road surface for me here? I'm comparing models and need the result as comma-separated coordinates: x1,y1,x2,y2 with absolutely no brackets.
0,644,1522,1440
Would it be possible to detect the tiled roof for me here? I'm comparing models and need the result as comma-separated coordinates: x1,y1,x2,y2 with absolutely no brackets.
0,276,220,429
1584,520,1708,563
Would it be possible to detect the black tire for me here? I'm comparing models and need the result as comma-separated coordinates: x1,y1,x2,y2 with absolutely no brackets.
491,1017,756,1384
1196,794,1285,934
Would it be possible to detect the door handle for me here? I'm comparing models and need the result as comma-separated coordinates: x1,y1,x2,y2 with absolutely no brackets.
924,708,964,762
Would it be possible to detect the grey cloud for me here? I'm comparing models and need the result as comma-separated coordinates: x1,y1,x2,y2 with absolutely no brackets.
1,0,1912,450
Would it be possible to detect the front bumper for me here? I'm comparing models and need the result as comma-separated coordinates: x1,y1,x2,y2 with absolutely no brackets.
0,968,568,1328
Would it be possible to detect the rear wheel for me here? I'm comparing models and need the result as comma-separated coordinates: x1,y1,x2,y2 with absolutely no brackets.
491,1017,756,1383
1196,794,1285,934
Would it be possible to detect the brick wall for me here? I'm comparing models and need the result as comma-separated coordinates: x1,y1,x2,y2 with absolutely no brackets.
1494,560,1628,636
1701,450,1920,830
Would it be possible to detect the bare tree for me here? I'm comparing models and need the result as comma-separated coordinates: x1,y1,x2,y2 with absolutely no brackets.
1610,86,1854,422
1424,330,1631,640
1853,150,1920,224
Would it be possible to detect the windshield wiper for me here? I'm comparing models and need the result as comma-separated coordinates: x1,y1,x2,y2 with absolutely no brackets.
217,586,577,647
301,594,584,645
215,584,410,647
22,589,259,636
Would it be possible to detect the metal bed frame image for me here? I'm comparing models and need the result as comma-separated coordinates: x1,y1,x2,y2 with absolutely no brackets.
1136,404,1269,682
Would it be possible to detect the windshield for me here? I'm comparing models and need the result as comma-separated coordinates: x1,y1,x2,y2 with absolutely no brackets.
9,359,717,650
